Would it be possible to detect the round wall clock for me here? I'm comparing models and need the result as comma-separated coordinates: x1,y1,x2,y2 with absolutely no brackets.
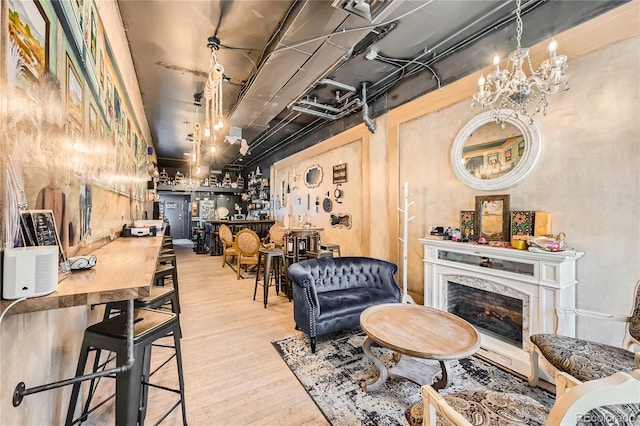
322,197,333,213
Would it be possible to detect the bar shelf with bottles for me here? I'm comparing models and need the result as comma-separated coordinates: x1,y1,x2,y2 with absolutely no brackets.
243,167,270,220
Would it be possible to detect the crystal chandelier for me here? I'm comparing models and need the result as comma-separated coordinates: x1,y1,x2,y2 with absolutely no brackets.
472,0,568,123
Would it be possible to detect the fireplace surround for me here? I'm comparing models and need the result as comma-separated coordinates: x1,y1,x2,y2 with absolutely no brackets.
419,238,583,382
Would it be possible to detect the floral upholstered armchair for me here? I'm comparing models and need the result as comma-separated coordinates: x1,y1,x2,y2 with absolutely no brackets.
405,369,640,426
528,279,640,387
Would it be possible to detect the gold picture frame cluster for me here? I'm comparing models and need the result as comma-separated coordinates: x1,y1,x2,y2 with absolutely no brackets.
461,198,552,243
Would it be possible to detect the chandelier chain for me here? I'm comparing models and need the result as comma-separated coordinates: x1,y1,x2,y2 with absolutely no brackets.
515,0,523,49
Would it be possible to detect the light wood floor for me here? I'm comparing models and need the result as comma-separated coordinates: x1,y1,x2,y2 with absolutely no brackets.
84,241,328,425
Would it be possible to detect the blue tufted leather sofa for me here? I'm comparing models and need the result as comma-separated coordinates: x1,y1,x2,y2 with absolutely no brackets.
288,257,401,352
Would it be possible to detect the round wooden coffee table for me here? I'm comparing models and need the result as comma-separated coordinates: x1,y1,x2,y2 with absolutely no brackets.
359,303,480,392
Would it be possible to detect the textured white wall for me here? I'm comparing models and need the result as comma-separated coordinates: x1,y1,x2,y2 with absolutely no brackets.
399,35,640,345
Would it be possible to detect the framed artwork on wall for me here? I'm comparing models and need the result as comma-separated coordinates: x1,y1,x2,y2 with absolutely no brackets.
105,75,113,127
89,7,97,62
114,87,121,133
487,152,500,166
8,0,49,88
89,104,97,137
126,118,132,148
66,55,83,125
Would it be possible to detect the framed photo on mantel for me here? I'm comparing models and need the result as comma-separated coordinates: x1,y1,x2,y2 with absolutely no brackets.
474,195,510,241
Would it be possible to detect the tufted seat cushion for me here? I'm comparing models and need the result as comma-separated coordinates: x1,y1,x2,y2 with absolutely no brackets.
405,390,548,426
530,334,636,382
317,288,400,321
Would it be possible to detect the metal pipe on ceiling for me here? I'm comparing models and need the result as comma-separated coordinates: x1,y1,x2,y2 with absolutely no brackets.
297,99,343,113
318,79,357,93
361,82,375,134
291,106,338,120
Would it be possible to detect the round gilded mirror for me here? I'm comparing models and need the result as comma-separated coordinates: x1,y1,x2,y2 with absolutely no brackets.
451,109,542,190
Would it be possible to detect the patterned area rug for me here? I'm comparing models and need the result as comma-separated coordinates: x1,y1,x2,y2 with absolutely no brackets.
272,328,555,426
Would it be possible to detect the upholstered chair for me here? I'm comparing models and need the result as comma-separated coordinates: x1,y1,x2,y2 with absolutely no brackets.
262,222,285,249
234,228,261,280
219,224,237,268
405,370,640,426
529,279,640,387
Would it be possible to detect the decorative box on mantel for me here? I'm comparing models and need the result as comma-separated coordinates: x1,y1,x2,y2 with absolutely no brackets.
418,238,583,383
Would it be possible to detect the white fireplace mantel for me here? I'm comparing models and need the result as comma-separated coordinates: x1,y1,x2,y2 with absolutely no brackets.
419,238,584,381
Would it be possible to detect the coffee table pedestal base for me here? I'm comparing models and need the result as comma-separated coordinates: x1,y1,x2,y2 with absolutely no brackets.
361,336,451,392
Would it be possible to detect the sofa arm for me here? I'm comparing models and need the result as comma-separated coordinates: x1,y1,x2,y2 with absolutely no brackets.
288,262,320,308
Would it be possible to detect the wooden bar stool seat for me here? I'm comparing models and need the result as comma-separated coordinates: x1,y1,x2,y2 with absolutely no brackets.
103,286,180,320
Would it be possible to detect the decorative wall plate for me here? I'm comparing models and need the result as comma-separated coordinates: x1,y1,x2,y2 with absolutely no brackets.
322,197,333,213
330,213,352,229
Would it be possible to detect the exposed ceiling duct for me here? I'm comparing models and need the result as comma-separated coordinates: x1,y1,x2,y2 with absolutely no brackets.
332,0,398,23
117,0,627,171
228,0,401,144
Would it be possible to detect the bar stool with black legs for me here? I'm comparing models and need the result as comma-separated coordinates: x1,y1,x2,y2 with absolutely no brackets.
254,248,287,308
154,264,180,313
65,308,187,426
83,281,182,425
158,252,177,267
103,285,180,320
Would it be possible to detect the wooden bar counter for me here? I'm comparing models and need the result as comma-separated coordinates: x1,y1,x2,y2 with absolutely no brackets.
0,235,163,315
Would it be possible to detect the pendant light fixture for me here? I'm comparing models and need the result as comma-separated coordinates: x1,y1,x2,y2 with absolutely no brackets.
203,36,224,138
472,0,568,123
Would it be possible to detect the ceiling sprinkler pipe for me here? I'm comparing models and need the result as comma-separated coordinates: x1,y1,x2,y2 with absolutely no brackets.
319,79,357,93
361,82,376,134
297,99,342,114
291,106,338,120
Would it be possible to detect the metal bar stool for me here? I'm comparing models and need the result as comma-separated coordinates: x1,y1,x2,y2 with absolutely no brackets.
89,287,182,424
155,265,180,314
103,286,180,320
254,248,287,308
158,252,177,267
65,308,187,426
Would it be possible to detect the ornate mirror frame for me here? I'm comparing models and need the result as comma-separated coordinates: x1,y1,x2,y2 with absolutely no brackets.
451,109,542,190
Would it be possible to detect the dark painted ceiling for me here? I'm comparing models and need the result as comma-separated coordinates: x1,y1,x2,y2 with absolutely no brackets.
117,0,625,175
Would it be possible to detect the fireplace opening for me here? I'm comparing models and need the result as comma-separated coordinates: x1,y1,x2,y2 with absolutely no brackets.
447,281,523,348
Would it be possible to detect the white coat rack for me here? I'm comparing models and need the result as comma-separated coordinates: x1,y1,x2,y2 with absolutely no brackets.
397,181,416,304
